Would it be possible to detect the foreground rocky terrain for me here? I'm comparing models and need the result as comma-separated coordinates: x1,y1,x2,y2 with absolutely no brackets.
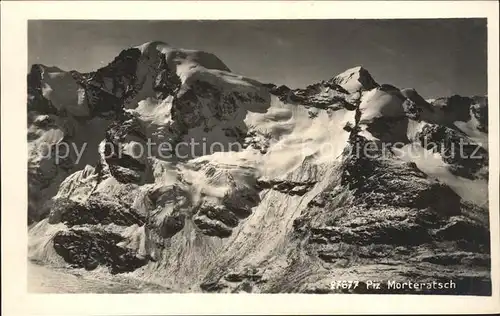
28,41,490,294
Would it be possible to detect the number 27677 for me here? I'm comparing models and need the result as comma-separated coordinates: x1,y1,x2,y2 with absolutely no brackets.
330,280,360,290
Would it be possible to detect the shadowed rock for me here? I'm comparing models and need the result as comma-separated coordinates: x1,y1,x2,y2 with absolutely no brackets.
48,196,145,227
53,228,148,274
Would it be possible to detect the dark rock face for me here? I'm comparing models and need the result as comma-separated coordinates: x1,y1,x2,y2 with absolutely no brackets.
470,96,488,132
308,208,437,246
48,196,145,227
94,48,142,83
434,216,490,251
53,229,148,274
430,95,474,123
47,198,84,224
365,116,410,144
256,179,317,196
101,112,152,184
27,65,59,115
172,79,269,137
190,176,260,238
339,136,461,214
158,213,186,239
72,48,142,116
265,81,352,110
293,83,350,108
193,211,233,238
154,53,182,99
264,83,292,101
416,124,488,178
172,80,222,130
222,186,260,219
193,195,257,238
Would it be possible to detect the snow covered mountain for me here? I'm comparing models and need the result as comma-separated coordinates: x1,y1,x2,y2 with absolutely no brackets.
28,41,490,294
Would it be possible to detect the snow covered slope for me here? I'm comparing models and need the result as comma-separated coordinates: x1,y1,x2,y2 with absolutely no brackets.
28,41,490,294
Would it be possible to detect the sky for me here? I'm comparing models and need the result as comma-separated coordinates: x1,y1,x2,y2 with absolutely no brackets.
28,19,487,98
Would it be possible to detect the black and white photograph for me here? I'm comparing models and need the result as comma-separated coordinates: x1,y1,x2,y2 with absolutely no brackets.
2,1,499,315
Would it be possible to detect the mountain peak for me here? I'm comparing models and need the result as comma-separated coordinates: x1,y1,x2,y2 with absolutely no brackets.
29,64,66,74
330,65,379,93
350,65,366,72
134,40,170,54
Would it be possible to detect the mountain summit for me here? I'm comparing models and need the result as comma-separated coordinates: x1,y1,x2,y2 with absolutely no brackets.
28,42,490,294
331,65,379,93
